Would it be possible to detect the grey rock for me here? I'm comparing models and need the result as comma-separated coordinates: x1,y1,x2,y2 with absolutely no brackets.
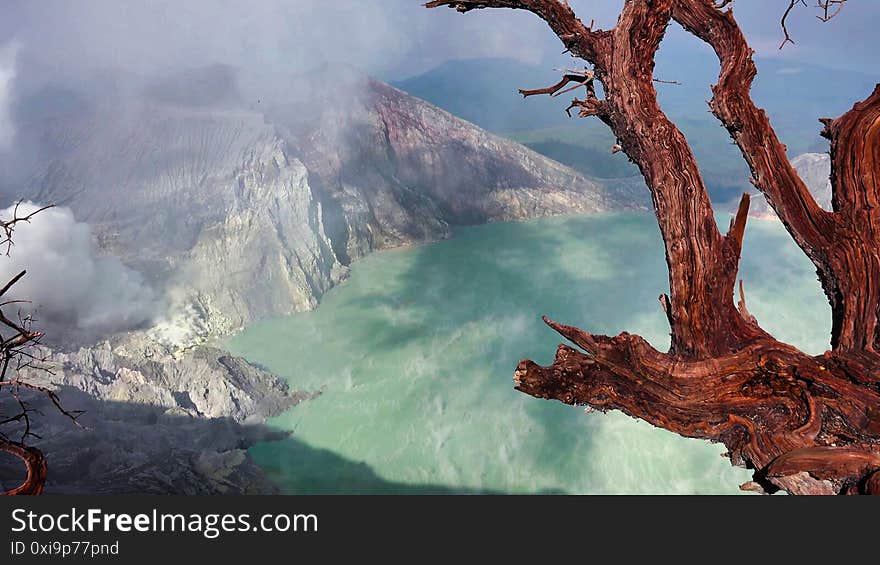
26,101,345,344
32,333,314,422
279,78,643,263
1,335,314,495
0,386,293,494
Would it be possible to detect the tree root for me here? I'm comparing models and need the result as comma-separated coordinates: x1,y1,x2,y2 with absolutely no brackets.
1,439,46,495
515,317,880,495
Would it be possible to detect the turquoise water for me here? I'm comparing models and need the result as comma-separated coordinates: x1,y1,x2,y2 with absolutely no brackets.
226,212,830,494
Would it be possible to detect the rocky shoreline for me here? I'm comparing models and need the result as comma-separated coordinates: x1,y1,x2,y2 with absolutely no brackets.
1,332,316,494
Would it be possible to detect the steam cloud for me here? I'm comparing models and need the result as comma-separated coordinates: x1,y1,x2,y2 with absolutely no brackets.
0,202,158,333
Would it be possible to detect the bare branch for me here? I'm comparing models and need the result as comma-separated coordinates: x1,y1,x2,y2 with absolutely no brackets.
0,203,54,256
779,0,848,49
425,0,613,68
0,201,82,495
519,73,588,98
0,270,26,299
780,0,807,49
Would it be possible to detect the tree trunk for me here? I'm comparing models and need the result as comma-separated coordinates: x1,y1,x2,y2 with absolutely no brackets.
824,85,880,353
428,0,880,494
1,439,46,495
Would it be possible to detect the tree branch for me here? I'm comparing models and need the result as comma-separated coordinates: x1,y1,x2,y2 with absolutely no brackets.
432,0,767,357
514,325,880,494
0,221,81,495
425,0,612,68
819,84,880,352
0,439,46,495
0,204,54,257
824,84,880,215
673,0,835,262
519,73,589,98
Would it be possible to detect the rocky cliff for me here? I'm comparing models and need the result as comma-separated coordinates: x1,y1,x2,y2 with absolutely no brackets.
0,333,314,494
24,102,345,343
274,77,641,262
16,73,640,345
1,68,642,494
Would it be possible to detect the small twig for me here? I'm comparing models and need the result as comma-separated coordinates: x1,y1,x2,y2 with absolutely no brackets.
780,0,847,49
0,203,55,256
780,0,807,49
817,0,847,22
0,270,26,299
0,201,83,494
0,380,87,429
737,280,759,325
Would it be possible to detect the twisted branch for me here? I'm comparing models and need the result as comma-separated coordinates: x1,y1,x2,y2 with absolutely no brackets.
427,0,878,494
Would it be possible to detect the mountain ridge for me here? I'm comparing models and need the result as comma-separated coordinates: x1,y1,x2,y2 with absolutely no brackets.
15,70,645,346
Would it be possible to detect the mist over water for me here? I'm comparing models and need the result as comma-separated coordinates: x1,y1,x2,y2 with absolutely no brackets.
226,212,830,494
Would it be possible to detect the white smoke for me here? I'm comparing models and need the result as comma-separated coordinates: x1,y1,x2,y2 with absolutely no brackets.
0,41,17,150
0,202,158,334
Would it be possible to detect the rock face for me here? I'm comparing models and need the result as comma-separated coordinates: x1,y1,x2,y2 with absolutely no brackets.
1,334,314,494
277,77,640,263
17,70,640,344
750,153,831,219
39,335,313,423
25,101,345,343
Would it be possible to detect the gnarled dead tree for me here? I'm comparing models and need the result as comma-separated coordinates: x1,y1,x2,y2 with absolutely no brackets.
0,204,82,495
426,0,880,494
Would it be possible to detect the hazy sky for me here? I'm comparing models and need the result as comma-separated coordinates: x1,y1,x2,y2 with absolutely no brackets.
0,0,876,90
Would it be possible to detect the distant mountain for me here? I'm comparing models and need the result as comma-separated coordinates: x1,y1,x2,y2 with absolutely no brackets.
393,58,576,134
394,56,877,206
395,55,876,145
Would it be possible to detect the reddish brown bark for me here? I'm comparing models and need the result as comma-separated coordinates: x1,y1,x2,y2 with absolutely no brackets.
427,0,880,494
1,440,46,495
